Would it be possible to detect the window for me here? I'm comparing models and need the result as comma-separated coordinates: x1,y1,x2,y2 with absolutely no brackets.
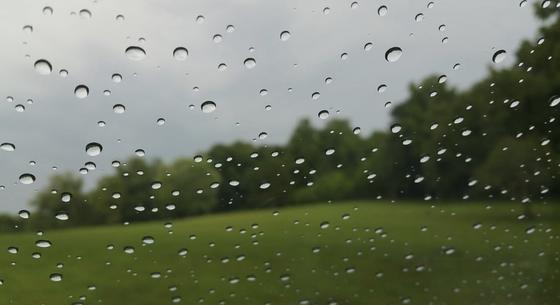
0,1,559,305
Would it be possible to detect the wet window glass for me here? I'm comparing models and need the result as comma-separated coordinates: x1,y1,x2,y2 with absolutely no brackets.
0,1,559,305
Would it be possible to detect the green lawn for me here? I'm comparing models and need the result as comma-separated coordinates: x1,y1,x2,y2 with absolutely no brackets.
0,201,559,305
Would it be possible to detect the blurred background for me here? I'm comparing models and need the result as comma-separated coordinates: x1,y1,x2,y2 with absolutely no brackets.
0,0,559,305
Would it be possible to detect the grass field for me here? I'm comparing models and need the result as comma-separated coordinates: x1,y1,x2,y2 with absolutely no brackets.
0,201,559,305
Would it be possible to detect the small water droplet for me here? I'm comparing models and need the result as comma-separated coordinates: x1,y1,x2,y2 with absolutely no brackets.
280,31,291,41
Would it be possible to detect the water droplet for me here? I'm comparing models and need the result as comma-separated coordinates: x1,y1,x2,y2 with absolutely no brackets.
280,31,291,41
385,47,402,62
213,34,223,43
22,25,33,34
74,85,89,99
364,42,373,51
196,15,205,24
142,236,155,244
86,142,102,156
415,13,424,22
55,212,69,221
318,110,329,120
259,182,270,189
226,25,235,33
49,273,62,282
173,47,189,61
125,46,146,61
18,210,30,219
243,57,257,70
550,96,559,107
116,14,125,22
0,143,15,152
61,192,72,203
378,5,388,16
391,124,402,133
201,101,216,113
19,174,35,185
113,104,126,114
43,6,53,15
79,9,91,18
35,240,51,248
492,50,506,63
34,59,52,75
350,2,359,9
111,73,122,83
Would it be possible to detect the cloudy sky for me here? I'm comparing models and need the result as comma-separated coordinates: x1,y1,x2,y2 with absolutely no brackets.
0,0,543,213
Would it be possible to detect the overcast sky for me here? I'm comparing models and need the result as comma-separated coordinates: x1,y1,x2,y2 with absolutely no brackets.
0,0,543,213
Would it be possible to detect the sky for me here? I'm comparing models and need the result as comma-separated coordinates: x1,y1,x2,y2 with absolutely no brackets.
0,0,544,213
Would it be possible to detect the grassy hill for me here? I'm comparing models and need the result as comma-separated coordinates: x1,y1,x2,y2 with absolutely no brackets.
0,201,559,305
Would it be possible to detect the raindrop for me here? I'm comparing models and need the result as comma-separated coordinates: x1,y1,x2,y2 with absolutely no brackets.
492,50,506,63
35,240,51,248
201,101,216,113
280,31,291,41
142,236,155,244
43,6,53,15
0,143,15,152
74,85,89,99
19,174,35,185
79,9,91,18
18,210,30,219
364,42,373,51
391,124,402,133
22,25,33,34
385,47,402,62
378,5,388,16
125,46,146,61
85,142,102,156
34,59,52,75
49,273,62,282
173,47,189,60
112,73,122,83
244,58,256,69
113,104,126,114
549,96,559,107
318,110,330,120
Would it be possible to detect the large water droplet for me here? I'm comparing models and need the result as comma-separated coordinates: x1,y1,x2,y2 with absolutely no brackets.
0,143,15,152
378,5,388,16
35,240,51,248
125,46,146,61
492,50,506,63
34,59,52,75
173,47,189,61
113,104,126,114
74,85,89,99
86,142,102,156
19,174,35,185
244,58,256,69
385,47,402,62
201,101,216,113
